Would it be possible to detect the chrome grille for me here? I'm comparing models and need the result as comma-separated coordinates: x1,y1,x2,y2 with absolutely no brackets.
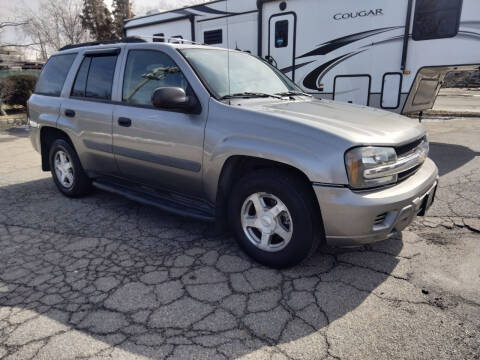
393,136,428,182
395,136,426,157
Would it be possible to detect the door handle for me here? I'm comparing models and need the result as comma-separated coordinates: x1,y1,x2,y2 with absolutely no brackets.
65,109,75,118
118,117,132,127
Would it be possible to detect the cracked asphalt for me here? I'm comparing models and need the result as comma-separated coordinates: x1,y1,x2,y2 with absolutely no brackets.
0,118,479,360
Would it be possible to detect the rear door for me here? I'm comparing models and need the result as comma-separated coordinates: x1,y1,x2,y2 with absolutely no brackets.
268,13,297,80
59,49,121,175
29,53,77,139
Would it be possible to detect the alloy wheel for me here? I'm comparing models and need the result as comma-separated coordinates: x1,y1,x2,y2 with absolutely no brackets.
54,150,74,188
240,192,293,252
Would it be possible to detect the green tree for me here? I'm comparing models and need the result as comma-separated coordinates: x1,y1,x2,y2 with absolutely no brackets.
112,0,134,38
81,0,115,41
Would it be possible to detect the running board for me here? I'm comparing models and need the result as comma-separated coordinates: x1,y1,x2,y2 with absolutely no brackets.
92,179,215,222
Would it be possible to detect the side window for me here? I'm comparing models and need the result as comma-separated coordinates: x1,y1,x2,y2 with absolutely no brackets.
204,29,223,45
71,57,91,97
413,0,463,41
122,50,188,106
71,55,117,100
34,53,76,96
153,33,165,42
86,56,117,99
275,20,289,48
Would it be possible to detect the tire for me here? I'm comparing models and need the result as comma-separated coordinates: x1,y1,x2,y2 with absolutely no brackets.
49,139,91,197
229,169,322,268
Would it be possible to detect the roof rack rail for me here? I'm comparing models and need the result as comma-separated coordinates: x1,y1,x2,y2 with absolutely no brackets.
59,37,146,51
139,35,205,45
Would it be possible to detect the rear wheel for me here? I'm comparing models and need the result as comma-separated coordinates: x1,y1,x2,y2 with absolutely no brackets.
49,139,91,197
229,169,321,268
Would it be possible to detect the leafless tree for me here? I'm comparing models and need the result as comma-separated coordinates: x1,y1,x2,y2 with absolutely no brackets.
18,0,90,60
0,20,27,46
0,21,27,31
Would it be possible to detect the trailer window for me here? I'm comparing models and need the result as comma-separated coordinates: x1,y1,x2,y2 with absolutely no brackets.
153,33,165,42
204,29,223,45
412,0,463,41
274,20,289,48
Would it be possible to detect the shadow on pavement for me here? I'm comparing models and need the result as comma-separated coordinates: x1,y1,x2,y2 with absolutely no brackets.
429,142,480,176
0,177,403,358
0,126,30,143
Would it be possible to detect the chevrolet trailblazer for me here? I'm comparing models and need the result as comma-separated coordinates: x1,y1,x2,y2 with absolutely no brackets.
28,39,438,268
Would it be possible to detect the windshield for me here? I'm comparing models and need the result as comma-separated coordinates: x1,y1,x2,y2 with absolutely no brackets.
180,48,302,99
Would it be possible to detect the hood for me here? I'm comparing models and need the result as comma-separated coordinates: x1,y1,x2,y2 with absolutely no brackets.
238,97,426,146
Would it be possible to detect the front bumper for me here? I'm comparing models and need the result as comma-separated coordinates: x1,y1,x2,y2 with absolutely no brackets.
313,158,438,246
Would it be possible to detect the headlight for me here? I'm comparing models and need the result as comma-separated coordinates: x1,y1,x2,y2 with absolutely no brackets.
345,147,397,189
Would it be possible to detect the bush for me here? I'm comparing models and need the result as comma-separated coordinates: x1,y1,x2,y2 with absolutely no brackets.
0,74,38,108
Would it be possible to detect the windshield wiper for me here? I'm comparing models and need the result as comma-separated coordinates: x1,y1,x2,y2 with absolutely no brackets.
220,92,283,100
275,91,311,97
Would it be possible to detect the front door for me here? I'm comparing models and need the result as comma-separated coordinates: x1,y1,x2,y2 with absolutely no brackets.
113,49,206,197
269,13,296,80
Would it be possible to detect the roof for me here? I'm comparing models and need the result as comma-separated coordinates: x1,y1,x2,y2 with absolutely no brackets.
56,38,237,55
58,37,146,51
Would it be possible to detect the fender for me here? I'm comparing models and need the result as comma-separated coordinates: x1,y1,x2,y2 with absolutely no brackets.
202,134,348,204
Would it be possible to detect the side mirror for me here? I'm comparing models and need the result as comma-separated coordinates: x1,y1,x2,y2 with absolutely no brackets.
151,87,199,113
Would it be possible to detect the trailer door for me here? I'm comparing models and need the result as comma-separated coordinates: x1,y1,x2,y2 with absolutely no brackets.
269,13,296,80
334,76,371,106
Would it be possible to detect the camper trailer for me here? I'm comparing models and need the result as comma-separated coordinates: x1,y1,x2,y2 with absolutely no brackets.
124,0,480,114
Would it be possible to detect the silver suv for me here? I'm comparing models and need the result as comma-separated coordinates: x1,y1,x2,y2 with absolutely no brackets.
28,39,438,268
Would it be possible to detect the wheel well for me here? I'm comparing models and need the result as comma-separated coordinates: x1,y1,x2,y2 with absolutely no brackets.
216,156,323,234
40,127,73,171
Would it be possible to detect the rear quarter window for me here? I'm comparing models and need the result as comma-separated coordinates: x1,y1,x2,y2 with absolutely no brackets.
34,53,76,96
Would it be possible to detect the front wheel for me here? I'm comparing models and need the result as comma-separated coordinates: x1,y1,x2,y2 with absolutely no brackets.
49,139,91,197
229,169,321,268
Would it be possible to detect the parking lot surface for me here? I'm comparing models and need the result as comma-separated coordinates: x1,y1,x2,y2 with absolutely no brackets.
433,89,480,115
0,118,479,360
